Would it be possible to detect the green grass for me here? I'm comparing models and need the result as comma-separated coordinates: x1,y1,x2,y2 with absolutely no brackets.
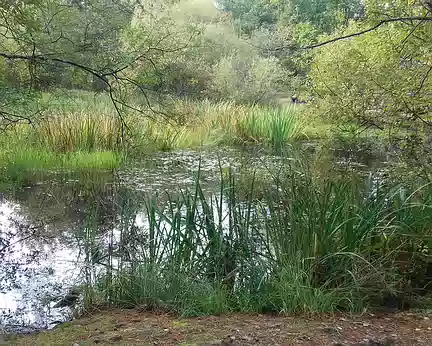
0,147,120,170
0,149,120,187
0,90,332,173
235,106,305,151
80,163,432,316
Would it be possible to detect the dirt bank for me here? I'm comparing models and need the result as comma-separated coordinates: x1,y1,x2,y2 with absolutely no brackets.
3,310,432,345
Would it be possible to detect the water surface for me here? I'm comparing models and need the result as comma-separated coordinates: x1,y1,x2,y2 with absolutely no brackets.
0,146,385,333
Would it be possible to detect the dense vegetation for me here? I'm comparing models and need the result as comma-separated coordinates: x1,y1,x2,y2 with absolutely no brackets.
1,0,429,164
80,163,432,315
1,0,432,318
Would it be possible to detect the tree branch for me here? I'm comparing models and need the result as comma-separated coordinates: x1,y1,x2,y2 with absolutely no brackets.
274,16,432,51
415,65,432,95
0,51,110,85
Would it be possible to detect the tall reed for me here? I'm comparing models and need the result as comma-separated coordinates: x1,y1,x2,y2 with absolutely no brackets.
235,106,305,150
82,164,432,315
36,112,120,152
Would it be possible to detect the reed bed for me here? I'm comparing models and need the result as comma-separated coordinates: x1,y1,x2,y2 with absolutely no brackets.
0,92,315,173
82,164,432,315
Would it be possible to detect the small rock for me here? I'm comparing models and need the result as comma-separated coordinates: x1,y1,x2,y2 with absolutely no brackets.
241,336,253,342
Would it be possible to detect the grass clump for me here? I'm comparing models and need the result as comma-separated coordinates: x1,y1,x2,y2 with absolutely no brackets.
157,99,309,150
235,106,305,150
0,148,120,187
37,112,120,152
81,163,432,316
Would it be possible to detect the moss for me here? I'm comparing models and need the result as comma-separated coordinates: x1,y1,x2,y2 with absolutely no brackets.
7,316,117,346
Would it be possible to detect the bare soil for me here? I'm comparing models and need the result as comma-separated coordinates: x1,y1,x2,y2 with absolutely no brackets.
3,310,432,346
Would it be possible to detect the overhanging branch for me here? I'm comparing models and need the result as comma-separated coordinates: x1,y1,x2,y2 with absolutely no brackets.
0,52,110,85
274,16,432,51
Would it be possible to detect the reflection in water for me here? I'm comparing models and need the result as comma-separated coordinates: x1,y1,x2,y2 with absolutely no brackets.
0,200,81,332
0,147,383,333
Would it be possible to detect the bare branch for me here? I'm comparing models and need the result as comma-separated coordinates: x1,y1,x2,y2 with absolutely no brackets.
415,65,432,95
274,16,432,51
0,51,110,86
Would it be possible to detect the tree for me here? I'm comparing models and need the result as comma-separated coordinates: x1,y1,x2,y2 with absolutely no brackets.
0,0,195,131
124,0,286,103
280,0,364,32
218,0,281,35
309,0,432,169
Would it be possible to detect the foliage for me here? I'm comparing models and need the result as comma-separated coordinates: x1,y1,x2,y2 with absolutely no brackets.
83,163,432,315
123,0,287,103
280,0,364,32
235,105,305,150
0,0,131,89
211,55,284,103
218,0,281,35
217,0,365,94
220,0,364,34
309,1,432,171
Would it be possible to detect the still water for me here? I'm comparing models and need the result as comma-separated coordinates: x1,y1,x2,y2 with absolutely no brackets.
0,146,385,334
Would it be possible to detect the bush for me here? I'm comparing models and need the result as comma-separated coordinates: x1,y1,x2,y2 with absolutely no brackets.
212,55,285,103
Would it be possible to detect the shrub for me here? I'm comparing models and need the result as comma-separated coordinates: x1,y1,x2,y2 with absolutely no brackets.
212,55,285,103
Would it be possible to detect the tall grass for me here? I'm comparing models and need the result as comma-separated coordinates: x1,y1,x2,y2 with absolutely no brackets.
0,91,320,171
37,112,120,152
235,106,305,151
162,99,307,150
82,164,432,315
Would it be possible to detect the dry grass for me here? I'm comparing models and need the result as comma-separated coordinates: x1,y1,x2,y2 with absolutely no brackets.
37,112,121,152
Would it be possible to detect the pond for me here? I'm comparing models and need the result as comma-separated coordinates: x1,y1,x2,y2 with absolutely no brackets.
0,145,387,334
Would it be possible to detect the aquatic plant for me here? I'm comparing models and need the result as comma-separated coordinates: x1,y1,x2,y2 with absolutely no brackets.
235,106,305,150
82,163,432,315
